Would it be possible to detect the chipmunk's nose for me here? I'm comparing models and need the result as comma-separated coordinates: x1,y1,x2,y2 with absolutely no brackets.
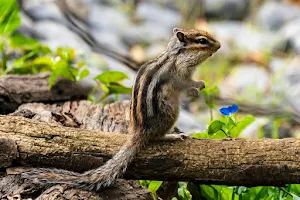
215,41,221,50
212,41,221,51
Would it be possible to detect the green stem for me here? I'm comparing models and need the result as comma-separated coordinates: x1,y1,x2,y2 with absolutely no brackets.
210,107,213,121
151,192,157,200
0,42,7,73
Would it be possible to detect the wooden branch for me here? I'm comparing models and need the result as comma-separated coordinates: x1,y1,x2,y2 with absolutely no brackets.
0,73,91,114
218,98,300,125
0,174,151,200
1,115,300,187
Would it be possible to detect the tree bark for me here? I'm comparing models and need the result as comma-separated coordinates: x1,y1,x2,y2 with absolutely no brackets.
1,115,300,187
0,73,91,114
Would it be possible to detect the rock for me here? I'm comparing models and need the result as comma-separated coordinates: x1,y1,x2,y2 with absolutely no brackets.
66,0,89,22
121,22,171,46
87,3,131,33
177,110,206,134
220,64,271,101
276,18,300,55
136,1,181,29
33,21,90,52
145,42,167,60
90,29,129,55
257,1,300,31
281,57,300,113
23,0,65,23
269,57,300,115
204,0,250,20
16,13,42,39
240,117,269,138
210,22,276,55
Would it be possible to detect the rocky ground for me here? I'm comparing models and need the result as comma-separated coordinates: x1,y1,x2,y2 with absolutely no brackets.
17,0,300,137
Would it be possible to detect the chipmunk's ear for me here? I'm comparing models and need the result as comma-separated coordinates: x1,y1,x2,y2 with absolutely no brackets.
176,31,185,43
173,28,185,43
173,27,180,33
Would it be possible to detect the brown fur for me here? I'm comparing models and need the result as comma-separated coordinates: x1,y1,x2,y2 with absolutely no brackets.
21,28,220,192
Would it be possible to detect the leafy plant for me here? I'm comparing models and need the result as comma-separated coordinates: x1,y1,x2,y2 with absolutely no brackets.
0,0,132,101
0,0,90,88
200,85,219,121
89,71,132,103
139,180,163,200
193,104,255,139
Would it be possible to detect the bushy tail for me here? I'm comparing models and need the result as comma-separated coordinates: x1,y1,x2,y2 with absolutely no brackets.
21,137,144,191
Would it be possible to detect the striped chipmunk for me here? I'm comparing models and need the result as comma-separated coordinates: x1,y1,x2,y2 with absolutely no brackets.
21,28,221,191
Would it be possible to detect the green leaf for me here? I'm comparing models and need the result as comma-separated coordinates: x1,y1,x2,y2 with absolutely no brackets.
290,185,300,197
0,0,20,35
56,47,76,61
254,187,269,200
208,120,226,136
148,181,163,193
77,68,90,81
192,132,209,139
292,194,300,200
230,115,255,138
139,180,150,187
94,71,129,84
9,34,40,50
234,186,248,195
228,116,237,126
49,60,77,88
77,61,86,68
108,84,132,95
32,57,53,66
87,95,95,103
101,84,109,94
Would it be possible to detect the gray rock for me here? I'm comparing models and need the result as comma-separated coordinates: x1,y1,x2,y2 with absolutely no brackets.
210,22,276,54
257,1,300,31
144,42,167,60
121,22,172,46
87,3,131,33
90,30,129,55
34,21,90,51
177,110,206,134
204,0,250,20
23,1,65,22
277,18,300,55
220,64,270,101
136,1,181,29
281,58,300,113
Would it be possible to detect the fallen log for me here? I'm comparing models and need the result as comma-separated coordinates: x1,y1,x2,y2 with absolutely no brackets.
0,115,300,187
0,73,91,114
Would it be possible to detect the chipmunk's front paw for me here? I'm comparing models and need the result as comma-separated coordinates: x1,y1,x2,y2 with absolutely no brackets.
187,87,199,97
194,80,206,90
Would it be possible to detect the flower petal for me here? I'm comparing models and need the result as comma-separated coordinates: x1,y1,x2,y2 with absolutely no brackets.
220,108,230,116
228,104,239,114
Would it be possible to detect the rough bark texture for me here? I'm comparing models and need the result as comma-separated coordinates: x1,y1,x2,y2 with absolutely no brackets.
9,100,181,135
0,174,151,200
0,73,91,114
1,115,300,187
11,100,131,133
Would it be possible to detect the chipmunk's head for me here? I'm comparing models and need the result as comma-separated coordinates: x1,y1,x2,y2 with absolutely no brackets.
169,28,221,67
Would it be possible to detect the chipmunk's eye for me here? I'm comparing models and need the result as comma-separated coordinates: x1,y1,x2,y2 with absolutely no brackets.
198,38,208,45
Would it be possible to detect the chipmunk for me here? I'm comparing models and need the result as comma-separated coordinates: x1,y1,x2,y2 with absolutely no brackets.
21,28,220,191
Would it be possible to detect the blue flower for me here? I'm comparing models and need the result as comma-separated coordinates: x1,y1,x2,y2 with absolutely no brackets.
219,104,239,116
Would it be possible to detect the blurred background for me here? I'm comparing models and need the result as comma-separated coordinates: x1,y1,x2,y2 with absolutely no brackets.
9,0,300,138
